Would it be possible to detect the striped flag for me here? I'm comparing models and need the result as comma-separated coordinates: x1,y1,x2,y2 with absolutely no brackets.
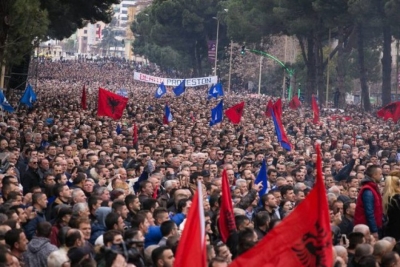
174,181,207,267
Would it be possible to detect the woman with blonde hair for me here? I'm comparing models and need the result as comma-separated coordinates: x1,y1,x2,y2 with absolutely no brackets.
383,174,400,240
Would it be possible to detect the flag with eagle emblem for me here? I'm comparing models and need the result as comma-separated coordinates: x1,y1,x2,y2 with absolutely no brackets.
97,88,128,120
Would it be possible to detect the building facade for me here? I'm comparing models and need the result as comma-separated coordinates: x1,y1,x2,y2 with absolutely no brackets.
75,22,106,55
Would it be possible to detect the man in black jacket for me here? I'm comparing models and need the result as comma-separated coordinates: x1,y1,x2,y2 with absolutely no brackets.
338,200,356,236
21,157,41,195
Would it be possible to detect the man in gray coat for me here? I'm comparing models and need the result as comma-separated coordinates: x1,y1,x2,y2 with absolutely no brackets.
23,221,58,267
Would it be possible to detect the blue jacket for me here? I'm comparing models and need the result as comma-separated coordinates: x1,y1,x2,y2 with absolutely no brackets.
144,226,162,248
362,189,379,233
25,211,46,240
90,223,106,245
89,207,111,245
171,213,186,226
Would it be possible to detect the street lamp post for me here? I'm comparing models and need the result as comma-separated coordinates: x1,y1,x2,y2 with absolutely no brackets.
283,36,287,100
242,47,294,99
326,29,331,107
228,40,233,93
397,39,399,100
258,57,263,95
213,17,220,76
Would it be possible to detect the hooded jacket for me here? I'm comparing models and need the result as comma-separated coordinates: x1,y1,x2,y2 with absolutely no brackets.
144,226,162,248
23,237,58,267
89,207,111,245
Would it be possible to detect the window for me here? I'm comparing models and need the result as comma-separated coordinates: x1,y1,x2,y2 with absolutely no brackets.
84,30,87,34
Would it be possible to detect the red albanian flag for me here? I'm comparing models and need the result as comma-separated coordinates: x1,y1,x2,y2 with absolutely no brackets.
230,144,333,267
265,99,273,117
97,88,128,120
225,101,245,124
289,95,301,110
377,101,400,123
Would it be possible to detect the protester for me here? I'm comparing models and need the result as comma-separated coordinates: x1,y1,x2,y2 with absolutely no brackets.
354,165,383,239
382,174,400,241
0,58,397,266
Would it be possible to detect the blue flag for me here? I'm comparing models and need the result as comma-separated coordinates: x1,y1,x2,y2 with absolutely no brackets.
155,82,167,98
133,170,148,193
0,91,14,113
20,84,37,107
173,80,186,96
116,88,128,97
207,83,224,99
255,159,268,203
116,124,122,135
209,100,223,126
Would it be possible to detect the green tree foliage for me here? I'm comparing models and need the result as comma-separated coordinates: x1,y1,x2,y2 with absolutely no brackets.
0,0,49,66
312,0,355,107
0,0,118,88
63,39,76,53
39,0,119,40
101,27,121,56
0,0,118,61
224,0,278,43
348,0,383,110
226,0,332,102
386,0,400,38
132,0,229,76
225,0,400,109
379,0,400,105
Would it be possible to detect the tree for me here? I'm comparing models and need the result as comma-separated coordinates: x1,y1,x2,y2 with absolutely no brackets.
62,39,76,54
39,0,119,40
0,0,49,88
312,0,356,107
226,0,335,103
0,0,119,88
380,0,400,105
0,0,49,63
347,0,382,110
132,0,229,76
100,27,120,56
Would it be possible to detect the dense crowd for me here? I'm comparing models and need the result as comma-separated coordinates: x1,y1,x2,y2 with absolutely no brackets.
0,58,399,267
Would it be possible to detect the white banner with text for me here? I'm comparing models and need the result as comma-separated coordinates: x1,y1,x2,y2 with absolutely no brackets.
134,72,218,87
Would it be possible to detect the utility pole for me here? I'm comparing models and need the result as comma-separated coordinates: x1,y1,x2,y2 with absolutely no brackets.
397,39,399,100
282,36,288,100
326,29,331,107
228,40,233,93
213,18,219,76
258,57,263,94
